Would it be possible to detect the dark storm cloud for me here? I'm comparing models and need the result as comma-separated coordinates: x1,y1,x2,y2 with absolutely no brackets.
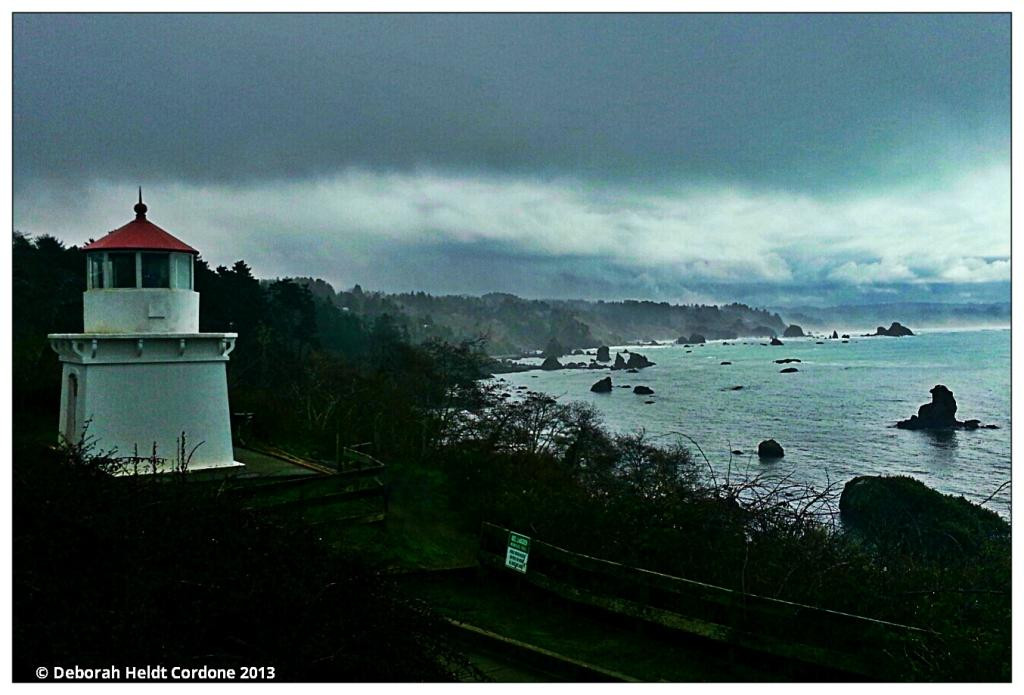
14,13,1009,191
12,14,1010,305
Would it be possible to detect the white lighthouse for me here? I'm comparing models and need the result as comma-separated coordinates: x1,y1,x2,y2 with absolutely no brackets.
48,191,241,472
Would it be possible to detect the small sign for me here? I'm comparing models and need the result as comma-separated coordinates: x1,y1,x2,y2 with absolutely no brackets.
505,531,531,573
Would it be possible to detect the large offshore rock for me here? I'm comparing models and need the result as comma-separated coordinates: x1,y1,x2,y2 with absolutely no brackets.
590,376,613,393
540,356,563,371
757,439,784,458
868,321,915,337
897,384,959,429
625,352,655,369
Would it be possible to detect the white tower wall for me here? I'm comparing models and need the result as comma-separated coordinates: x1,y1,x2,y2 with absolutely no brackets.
50,333,239,473
83,289,199,334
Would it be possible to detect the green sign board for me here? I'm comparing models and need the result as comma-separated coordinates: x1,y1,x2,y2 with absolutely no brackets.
505,531,531,573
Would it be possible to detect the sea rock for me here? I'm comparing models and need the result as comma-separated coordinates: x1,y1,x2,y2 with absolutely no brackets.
897,384,958,429
758,439,785,458
885,322,914,337
571,348,585,356
612,353,627,370
841,334,850,339
783,324,805,338
720,361,731,365
726,385,744,391
689,334,707,344
644,400,655,404
779,367,799,373
731,449,743,456
540,356,563,370
625,352,655,369
590,376,613,393
770,337,784,346
774,358,801,364
831,330,839,339
868,322,915,337
596,345,611,362
894,384,994,430
633,385,654,395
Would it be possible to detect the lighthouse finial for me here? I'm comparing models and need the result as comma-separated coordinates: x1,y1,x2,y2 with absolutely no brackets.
134,187,148,220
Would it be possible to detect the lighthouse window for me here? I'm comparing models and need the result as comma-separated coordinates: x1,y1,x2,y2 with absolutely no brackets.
171,253,193,290
88,254,104,289
142,253,171,288
109,252,137,288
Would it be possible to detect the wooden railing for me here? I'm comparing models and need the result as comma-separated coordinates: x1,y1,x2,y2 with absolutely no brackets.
479,522,935,679
230,445,389,525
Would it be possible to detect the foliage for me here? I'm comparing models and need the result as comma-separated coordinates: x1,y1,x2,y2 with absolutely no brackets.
840,475,1010,557
12,234,1008,680
439,392,1009,680
12,435,475,681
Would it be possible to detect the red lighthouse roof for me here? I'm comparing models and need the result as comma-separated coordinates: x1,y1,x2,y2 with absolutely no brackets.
83,190,199,255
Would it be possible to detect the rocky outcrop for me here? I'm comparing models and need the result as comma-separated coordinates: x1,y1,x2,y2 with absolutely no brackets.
841,334,850,339
774,358,801,364
720,361,731,365
758,439,784,458
779,367,799,373
868,322,914,337
831,330,839,339
896,384,996,430
689,334,706,344
782,324,805,338
840,475,1009,557
590,376,613,393
540,356,563,370
770,337,784,346
633,385,654,395
625,352,655,369
612,353,627,370
596,345,611,362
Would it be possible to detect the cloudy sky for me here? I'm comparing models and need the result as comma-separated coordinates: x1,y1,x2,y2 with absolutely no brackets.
13,13,1010,306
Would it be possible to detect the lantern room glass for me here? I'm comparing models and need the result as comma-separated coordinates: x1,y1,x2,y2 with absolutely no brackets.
171,253,193,290
87,254,104,289
109,253,136,288
141,253,171,288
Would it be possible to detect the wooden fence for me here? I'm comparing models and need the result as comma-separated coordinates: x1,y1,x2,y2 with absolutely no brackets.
231,446,389,526
479,522,935,679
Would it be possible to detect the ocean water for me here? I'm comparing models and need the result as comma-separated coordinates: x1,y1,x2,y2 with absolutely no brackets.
493,329,1012,518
